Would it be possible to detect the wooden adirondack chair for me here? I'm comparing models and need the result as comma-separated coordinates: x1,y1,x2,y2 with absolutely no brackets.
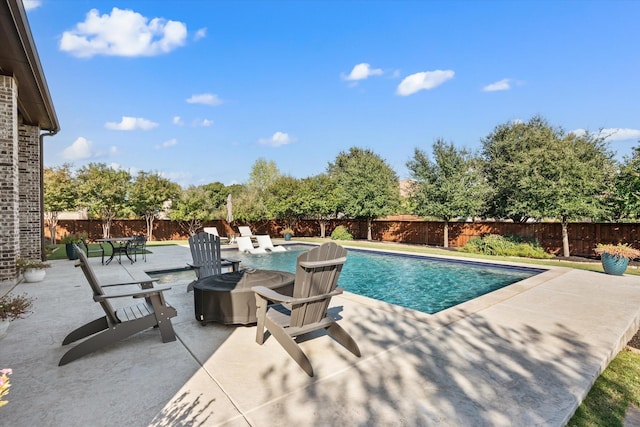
252,242,361,376
187,232,241,291
59,245,177,366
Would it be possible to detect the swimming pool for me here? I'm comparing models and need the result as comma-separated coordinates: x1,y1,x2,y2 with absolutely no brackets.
150,244,543,314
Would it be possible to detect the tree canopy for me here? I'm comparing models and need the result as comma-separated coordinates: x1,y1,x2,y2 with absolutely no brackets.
481,116,616,256
407,139,490,247
76,163,132,238
328,147,400,240
43,164,77,244
130,171,181,240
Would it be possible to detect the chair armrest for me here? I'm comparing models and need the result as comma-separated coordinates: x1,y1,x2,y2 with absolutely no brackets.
299,257,347,269
93,285,173,301
252,286,294,303
187,263,202,269
221,257,240,264
252,286,344,304
100,280,157,288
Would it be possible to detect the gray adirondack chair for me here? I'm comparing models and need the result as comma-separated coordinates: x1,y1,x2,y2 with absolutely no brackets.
187,232,241,291
59,245,177,366
252,242,361,376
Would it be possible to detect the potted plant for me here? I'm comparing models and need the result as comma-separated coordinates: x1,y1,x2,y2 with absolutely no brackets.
594,243,640,275
0,293,34,339
16,257,51,283
60,233,83,260
280,227,294,241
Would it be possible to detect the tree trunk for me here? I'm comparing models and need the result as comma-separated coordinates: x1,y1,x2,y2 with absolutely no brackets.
102,221,110,239
45,211,58,244
443,220,449,248
562,216,570,257
319,221,326,238
145,215,154,241
367,218,373,241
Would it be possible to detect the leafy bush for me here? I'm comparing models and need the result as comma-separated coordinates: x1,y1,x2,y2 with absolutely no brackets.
460,234,552,259
331,225,353,241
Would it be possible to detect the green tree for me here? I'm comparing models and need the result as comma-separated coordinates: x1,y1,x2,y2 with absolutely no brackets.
482,116,616,256
264,176,303,227
609,144,640,220
168,185,215,236
43,164,77,244
233,159,282,225
407,139,490,247
76,163,132,238
201,182,229,212
297,174,340,238
130,171,180,241
328,147,401,240
248,158,281,192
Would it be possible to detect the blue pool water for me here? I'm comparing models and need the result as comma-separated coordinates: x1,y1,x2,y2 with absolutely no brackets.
216,244,542,314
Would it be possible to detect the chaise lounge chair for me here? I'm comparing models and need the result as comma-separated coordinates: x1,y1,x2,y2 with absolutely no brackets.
59,245,177,366
237,236,268,254
187,231,241,291
203,226,229,244
256,235,287,252
237,226,255,239
252,242,361,376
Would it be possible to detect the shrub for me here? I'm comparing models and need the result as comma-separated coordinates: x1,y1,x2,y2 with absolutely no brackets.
0,293,34,321
460,234,552,259
331,225,353,241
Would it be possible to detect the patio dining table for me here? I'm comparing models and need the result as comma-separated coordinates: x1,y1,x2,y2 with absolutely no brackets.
96,237,136,265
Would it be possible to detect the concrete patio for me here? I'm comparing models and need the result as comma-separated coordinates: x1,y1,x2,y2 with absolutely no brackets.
2,242,640,426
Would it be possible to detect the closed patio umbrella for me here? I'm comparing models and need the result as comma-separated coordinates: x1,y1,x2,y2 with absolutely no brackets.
226,194,233,223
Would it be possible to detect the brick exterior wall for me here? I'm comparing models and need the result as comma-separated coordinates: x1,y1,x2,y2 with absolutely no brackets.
0,75,44,282
18,124,41,260
0,75,20,282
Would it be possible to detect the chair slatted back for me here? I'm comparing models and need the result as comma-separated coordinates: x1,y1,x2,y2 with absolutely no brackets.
290,242,347,328
73,244,119,325
188,232,222,279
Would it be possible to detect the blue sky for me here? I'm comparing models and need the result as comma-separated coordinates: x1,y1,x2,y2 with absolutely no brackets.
24,0,640,187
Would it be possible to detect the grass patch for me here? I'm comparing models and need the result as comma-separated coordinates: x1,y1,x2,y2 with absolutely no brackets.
568,348,640,426
45,243,153,261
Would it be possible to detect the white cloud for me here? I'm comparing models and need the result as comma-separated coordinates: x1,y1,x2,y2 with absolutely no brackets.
342,63,384,82
105,116,158,130
198,119,213,127
570,128,640,142
396,70,455,96
186,93,223,106
483,78,512,92
194,27,207,41
59,7,187,58
172,116,184,125
155,138,177,149
259,131,294,147
62,137,94,160
22,0,41,11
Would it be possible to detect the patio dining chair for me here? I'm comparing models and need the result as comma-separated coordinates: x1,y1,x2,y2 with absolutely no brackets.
59,245,177,366
80,238,105,265
127,235,147,262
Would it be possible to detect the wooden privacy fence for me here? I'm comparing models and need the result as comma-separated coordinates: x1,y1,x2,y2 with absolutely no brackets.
48,219,640,257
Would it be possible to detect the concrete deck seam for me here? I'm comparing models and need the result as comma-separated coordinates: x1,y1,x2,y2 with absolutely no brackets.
172,331,254,426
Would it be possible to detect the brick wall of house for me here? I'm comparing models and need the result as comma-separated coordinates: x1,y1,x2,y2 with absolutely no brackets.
18,124,41,260
0,75,20,282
